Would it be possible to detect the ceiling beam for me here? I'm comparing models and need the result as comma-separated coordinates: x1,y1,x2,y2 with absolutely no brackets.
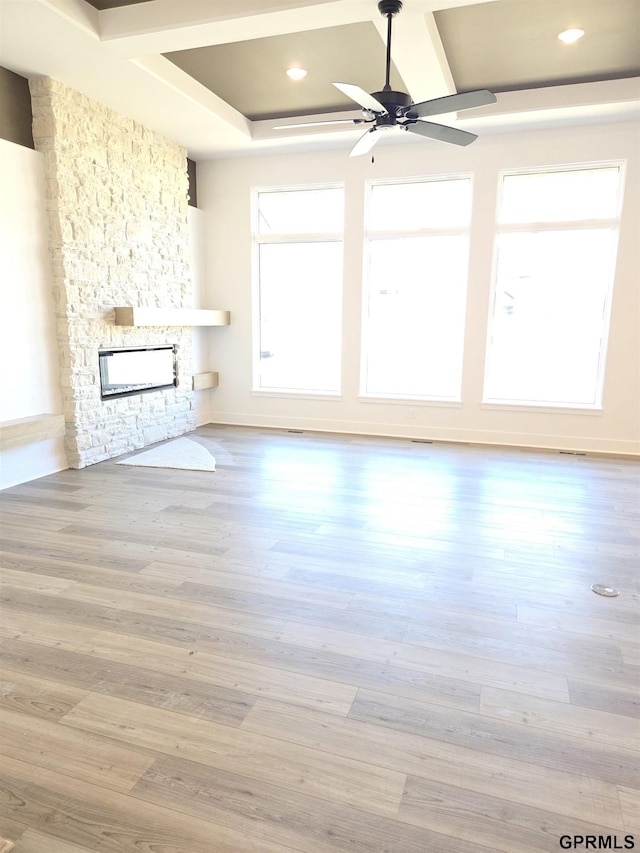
131,54,250,137
99,0,369,56
98,0,499,58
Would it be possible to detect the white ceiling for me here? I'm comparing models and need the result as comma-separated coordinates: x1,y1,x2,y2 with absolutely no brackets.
0,0,638,160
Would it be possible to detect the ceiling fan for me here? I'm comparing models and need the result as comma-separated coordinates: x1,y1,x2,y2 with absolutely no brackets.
281,0,497,157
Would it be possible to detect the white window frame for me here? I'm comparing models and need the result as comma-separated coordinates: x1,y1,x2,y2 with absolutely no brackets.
359,173,473,404
482,161,625,412
251,183,344,398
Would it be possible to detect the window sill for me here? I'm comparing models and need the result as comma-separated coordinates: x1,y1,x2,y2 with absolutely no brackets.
359,395,462,408
252,390,342,402
481,402,603,415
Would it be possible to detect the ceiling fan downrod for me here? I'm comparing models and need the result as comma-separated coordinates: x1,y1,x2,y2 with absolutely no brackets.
377,0,402,91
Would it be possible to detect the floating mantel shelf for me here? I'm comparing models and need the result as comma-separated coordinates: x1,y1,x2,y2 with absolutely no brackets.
114,307,230,327
192,372,219,391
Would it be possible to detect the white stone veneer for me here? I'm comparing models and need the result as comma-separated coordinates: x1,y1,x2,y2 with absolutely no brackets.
29,77,195,468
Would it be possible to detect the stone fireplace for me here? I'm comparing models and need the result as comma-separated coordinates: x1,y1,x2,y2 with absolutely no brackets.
29,77,195,468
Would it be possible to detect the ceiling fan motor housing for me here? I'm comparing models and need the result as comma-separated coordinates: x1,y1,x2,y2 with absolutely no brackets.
370,89,412,125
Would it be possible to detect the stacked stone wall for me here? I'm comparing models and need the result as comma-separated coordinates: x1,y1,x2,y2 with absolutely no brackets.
29,77,195,467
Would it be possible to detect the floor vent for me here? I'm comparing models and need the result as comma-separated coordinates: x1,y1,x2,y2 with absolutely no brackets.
559,450,586,456
411,439,433,444
286,429,304,434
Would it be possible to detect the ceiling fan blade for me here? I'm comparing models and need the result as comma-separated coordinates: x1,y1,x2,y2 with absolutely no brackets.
333,82,387,114
406,121,478,147
349,128,380,157
403,89,496,119
274,118,364,130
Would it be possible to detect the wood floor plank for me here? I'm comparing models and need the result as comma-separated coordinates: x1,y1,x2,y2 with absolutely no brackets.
348,688,640,788
0,567,75,595
0,668,89,722
518,604,640,642
271,534,504,572
140,559,290,583
281,563,459,593
1,586,281,653
472,566,640,597
276,621,571,701
170,581,406,640
568,677,640,719
8,479,81,493
30,583,286,640
0,610,98,650
73,630,358,715
471,559,640,591
61,692,404,817
0,707,154,793
621,642,640,665
2,558,184,597
133,754,495,853
159,502,321,537
270,528,506,562
0,510,68,532
617,786,640,833
140,563,354,608
0,550,145,580
0,493,88,513
3,601,481,713
0,540,150,572
240,697,623,824
58,521,234,557
282,566,516,618
12,829,98,853
0,822,26,853
0,755,298,853
0,638,256,726
479,686,640,751
0,822,25,853
403,621,635,686
519,590,640,622
352,592,626,664
398,773,624,853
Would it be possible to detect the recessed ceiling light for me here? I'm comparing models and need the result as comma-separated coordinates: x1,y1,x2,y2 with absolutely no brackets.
558,28,585,43
286,67,307,80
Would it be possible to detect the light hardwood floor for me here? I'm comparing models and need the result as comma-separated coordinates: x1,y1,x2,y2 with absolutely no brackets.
0,424,638,852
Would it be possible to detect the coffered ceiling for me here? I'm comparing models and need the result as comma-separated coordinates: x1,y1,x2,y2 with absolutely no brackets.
1,0,638,159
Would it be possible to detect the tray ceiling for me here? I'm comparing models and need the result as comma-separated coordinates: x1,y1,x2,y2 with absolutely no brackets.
2,0,639,158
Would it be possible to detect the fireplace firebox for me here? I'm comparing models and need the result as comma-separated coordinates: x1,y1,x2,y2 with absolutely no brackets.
98,345,177,400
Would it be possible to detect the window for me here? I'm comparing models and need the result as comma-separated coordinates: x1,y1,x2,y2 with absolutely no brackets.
254,187,344,394
484,165,623,408
361,177,472,400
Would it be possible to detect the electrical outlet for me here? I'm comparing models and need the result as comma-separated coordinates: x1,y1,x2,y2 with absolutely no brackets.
408,407,417,420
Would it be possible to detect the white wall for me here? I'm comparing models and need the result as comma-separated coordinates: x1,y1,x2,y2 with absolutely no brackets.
198,120,640,455
0,138,66,489
189,204,215,425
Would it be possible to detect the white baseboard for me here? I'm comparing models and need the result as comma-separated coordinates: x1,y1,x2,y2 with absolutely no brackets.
0,439,68,490
204,412,640,457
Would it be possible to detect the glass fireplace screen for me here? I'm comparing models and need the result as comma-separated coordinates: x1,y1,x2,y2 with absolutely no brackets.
98,345,177,400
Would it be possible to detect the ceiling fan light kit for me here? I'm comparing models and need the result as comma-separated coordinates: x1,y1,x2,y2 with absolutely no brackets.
328,0,496,156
